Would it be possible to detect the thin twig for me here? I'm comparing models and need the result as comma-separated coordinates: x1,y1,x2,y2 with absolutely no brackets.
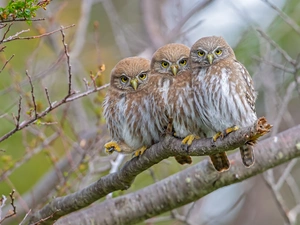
252,56,295,74
0,54,14,73
263,174,291,224
275,159,298,191
26,70,38,118
19,209,32,225
0,84,109,143
0,23,13,43
262,0,300,35
44,87,52,109
0,17,45,23
0,189,16,224
15,96,22,129
257,29,297,65
60,27,73,96
2,24,75,43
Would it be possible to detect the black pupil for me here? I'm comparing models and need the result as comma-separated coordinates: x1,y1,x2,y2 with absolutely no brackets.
181,60,186,64
122,77,127,81
200,51,204,55
163,62,168,66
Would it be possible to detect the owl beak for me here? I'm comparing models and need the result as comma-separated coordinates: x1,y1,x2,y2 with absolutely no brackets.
130,78,138,90
207,54,214,64
171,65,178,76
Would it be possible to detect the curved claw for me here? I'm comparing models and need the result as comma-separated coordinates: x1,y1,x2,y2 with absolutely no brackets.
212,132,223,142
133,146,147,157
181,134,200,150
225,125,239,135
104,141,121,154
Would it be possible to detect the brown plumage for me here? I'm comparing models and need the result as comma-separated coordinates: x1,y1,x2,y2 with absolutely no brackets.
190,36,257,171
150,43,203,164
103,57,167,156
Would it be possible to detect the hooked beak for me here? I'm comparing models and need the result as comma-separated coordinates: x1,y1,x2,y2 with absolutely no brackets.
171,65,178,76
130,78,138,90
207,54,214,65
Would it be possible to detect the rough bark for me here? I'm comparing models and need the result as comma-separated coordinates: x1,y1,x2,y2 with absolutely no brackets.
28,118,273,224
55,124,300,225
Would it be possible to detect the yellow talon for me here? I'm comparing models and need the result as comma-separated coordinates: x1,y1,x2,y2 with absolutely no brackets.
181,134,200,146
212,132,223,142
134,146,147,157
104,141,121,154
225,125,239,135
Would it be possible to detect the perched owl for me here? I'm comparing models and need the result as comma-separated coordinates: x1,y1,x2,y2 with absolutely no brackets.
150,43,202,164
190,36,257,171
103,57,166,156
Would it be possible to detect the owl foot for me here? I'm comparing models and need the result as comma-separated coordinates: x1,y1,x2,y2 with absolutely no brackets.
174,155,192,165
225,125,239,135
209,152,230,172
133,146,147,157
181,134,200,151
104,141,121,154
212,132,223,142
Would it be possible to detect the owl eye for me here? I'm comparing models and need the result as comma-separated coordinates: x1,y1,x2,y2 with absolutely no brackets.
198,50,205,56
138,73,147,80
120,75,128,83
179,59,187,66
215,49,222,55
161,61,169,68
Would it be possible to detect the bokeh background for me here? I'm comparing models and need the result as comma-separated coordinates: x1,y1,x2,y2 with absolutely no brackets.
0,0,300,224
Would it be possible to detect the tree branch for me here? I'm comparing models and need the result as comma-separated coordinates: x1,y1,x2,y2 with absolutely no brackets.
28,118,272,224
55,124,300,225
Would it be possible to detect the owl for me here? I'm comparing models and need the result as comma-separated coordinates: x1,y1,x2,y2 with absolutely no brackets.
103,57,166,156
150,43,203,164
190,36,257,171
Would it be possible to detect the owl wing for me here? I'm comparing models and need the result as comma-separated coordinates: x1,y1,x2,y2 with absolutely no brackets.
103,89,126,141
234,60,257,114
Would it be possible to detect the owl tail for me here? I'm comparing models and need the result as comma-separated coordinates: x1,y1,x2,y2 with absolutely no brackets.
174,155,192,165
209,152,230,172
239,144,255,167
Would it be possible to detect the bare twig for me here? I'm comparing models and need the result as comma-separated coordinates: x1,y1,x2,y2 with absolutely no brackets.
0,23,13,43
252,56,295,74
44,88,52,110
60,27,73,96
0,54,14,73
54,124,299,225
25,70,38,118
0,84,109,143
2,24,75,43
29,118,274,224
0,133,59,181
257,29,296,65
106,154,126,199
0,190,16,224
263,172,291,224
19,209,32,225
0,18,45,23
262,0,300,35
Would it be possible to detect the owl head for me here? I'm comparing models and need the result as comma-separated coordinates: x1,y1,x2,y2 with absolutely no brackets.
150,43,190,76
190,36,236,68
110,57,150,92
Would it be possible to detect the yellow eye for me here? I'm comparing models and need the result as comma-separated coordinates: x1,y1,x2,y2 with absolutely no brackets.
198,50,205,56
179,59,187,66
120,75,128,83
139,73,147,80
161,61,169,68
215,49,222,55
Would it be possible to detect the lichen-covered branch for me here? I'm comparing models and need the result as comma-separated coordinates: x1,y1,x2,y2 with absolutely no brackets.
55,124,300,225
28,118,272,224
